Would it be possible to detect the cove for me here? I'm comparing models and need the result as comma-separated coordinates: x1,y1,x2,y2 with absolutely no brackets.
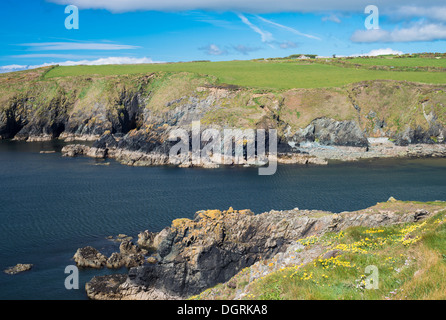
0,140,445,299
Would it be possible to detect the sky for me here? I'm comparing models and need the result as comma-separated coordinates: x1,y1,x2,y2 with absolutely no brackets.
1,0,445,72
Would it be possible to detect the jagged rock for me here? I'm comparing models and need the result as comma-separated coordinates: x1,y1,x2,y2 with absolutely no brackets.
291,118,369,148
86,274,180,300
148,228,170,253
124,254,146,268
105,246,146,269
73,246,107,269
93,133,118,149
119,240,141,255
85,274,129,300
75,241,146,270
137,230,156,251
414,209,429,222
4,263,33,275
61,144,89,157
61,144,107,159
393,124,446,146
106,253,125,269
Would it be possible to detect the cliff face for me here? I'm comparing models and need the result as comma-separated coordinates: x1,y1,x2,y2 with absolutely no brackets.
1,67,445,159
81,200,446,300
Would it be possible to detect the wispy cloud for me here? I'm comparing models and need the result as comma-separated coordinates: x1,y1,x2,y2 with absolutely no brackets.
236,13,274,43
256,15,321,40
10,53,94,59
19,42,139,51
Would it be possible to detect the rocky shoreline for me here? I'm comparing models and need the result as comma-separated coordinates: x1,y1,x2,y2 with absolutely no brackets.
59,134,446,168
74,200,446,300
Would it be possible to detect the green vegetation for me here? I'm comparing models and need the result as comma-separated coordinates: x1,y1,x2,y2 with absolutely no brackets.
192,201,446,300
346,57,446,68
43,59,446,90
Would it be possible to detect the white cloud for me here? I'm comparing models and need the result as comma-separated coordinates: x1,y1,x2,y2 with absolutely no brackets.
351,22,446,42
0,65,29,73
365,48,404,56
0,57,161,73
256,16,321,40
351,48,404,57
47,0,446,14
20,42,139,51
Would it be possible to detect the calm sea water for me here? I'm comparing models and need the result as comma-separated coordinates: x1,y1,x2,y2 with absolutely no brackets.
0,140,445,300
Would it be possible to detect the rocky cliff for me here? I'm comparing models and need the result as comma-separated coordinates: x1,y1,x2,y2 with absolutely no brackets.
78,200,446,300
1,67,445,166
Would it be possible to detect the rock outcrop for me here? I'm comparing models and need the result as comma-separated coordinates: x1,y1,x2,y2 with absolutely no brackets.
83,200,445,300
73,246,107,269
73,240,148,271
3,263,33,275
290,118,369,147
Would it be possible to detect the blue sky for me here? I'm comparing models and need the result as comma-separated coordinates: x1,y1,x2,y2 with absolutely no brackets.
1,0,446,71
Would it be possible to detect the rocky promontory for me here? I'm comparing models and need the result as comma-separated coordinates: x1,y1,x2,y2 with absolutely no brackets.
77,200,446,300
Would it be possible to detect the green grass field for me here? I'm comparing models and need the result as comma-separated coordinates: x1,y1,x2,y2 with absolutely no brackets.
44,59,446,90
345,57,446,68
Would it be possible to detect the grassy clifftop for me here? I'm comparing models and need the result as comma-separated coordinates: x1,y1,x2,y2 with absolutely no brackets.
192,200,446,300
43,58,446,90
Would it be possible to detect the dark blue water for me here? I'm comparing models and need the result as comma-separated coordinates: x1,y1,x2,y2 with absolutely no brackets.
0,140,445,299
